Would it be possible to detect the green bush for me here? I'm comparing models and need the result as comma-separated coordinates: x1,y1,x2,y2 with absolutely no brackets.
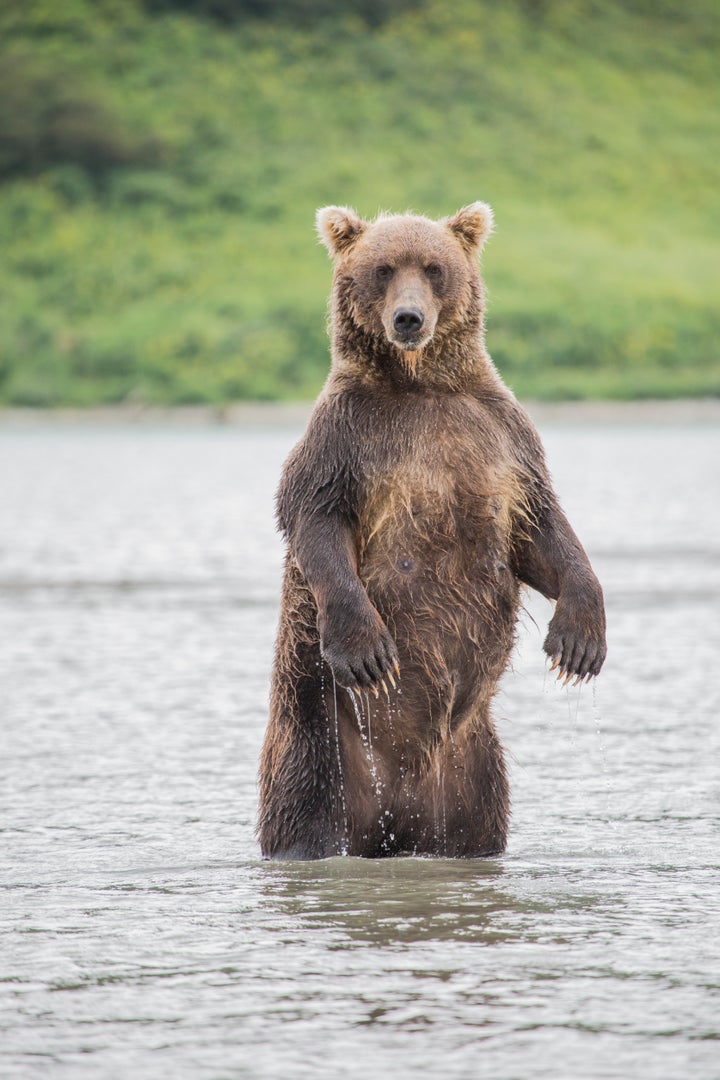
141,0,419,28
0,58,164,184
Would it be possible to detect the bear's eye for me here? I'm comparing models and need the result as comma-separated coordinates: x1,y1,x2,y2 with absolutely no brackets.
425,263,443,280
375,264,394,282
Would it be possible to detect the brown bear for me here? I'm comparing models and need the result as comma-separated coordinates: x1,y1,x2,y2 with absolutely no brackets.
257,202,606,860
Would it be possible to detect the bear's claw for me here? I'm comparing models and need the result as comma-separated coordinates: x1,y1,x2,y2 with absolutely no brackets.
321,614,400,695
547,644,604,685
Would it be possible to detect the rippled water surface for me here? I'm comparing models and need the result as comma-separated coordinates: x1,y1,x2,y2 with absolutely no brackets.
3,416,719,1078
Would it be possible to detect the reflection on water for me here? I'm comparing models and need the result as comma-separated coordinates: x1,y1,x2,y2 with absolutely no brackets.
2,421,720,1079
258,855,638,958
258,857,522,946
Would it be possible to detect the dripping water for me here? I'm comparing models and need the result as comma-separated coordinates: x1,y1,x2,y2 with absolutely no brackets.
347,688,388,848
383,682,399,756
592,679,615,831
330,671,349,854
565,682,587,833
439,753,448,856
320,664,348,855
365,690,391,849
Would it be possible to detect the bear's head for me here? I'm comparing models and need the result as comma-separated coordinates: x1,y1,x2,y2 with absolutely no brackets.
316,203,494,382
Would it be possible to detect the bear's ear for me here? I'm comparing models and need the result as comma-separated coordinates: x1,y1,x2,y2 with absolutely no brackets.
445,201,494,253
316,206,367,257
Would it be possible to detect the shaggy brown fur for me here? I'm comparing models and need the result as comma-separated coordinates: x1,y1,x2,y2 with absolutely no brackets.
257,203,606,860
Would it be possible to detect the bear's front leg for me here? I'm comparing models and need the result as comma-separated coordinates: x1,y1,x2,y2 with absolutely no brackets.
293,512,400,693
512,498,607,682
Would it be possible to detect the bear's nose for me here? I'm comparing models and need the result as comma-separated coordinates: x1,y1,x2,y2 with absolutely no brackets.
393,308,424,337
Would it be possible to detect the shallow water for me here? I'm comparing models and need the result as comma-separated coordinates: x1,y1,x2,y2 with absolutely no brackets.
2,417,719,1079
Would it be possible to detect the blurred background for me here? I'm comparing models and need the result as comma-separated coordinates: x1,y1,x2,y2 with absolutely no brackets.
1,0,718,407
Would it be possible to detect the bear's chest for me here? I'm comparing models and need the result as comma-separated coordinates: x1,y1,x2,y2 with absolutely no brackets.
357,443,516,587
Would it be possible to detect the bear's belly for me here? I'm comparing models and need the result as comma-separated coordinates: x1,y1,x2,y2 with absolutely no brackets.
361,528,518,629
359,504,520,705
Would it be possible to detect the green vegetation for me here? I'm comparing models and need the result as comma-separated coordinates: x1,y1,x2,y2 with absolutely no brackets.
1,0,719,405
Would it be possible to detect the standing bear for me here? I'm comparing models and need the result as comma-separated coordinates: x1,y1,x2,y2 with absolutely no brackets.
257,203,606,859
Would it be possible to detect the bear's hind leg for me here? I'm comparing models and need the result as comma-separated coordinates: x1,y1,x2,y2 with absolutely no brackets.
410,717,509,858
257,658,347,861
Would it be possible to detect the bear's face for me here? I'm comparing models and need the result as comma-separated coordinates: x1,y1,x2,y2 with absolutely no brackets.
316,204,494,358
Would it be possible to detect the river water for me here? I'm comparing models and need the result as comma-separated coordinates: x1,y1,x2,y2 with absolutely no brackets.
2,413,719,1079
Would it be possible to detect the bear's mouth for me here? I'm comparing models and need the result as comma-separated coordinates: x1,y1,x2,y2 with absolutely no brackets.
387,329,434,353
375,318,432,355
394,335,432,351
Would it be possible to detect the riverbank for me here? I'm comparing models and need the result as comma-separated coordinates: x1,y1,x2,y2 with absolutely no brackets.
1,398,719,429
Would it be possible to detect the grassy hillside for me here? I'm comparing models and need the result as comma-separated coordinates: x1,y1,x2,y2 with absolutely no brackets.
1,0,719,405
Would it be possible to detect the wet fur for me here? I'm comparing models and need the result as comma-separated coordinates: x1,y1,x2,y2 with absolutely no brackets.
258,205,606,859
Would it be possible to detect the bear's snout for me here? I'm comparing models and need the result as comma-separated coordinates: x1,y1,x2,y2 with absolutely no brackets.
382,268,438,351
393,307,425,339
